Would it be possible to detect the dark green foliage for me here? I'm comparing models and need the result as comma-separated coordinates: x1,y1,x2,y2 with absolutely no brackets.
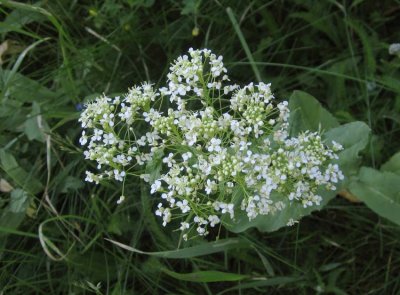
1,0,400,294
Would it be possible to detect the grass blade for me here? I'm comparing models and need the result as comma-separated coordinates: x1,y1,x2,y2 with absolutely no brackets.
105,237,249,259
162,268,250,282
226,7,262,82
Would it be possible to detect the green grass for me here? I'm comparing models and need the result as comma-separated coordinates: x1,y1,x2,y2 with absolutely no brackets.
1,0,400,294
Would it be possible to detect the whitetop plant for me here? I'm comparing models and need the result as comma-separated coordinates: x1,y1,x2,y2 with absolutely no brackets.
79,48,344,240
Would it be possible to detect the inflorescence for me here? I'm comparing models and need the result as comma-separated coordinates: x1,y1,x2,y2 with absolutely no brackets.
79,48,344,240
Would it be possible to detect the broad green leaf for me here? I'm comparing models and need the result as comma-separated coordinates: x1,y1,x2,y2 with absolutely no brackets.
8,188,29,213
349,167,400,226
162,268,249,282
0,149,43,195
225,189,332,233
24,101,49,142
323,121,370,183
0,189,30,236
288,90,339,135
58,176,84,193
106,237,249,258
0,99,26,132
1,71,56,103
381,151,400,176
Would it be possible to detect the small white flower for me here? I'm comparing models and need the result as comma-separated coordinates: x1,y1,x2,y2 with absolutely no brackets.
176,199,191,213
179,222,190,231
207,138,222,152
113,170,126,181
389,43,400,55
137,136,147,146
332,140,343,151
163,153,175,168
117,195,125,204
197,226,206,235
205,179,216,195
155,203,164,216
287,218,298,226
182,152,192,161
208,215,220,227
140,174,150,182
103,133,116,145
151,180,162,194
79,131,88,145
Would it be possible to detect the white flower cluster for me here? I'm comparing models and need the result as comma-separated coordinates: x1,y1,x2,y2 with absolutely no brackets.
389,43,400,56
79,48,344,240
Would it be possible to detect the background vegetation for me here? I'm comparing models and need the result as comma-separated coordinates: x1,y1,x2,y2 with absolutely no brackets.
0,0,399,294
